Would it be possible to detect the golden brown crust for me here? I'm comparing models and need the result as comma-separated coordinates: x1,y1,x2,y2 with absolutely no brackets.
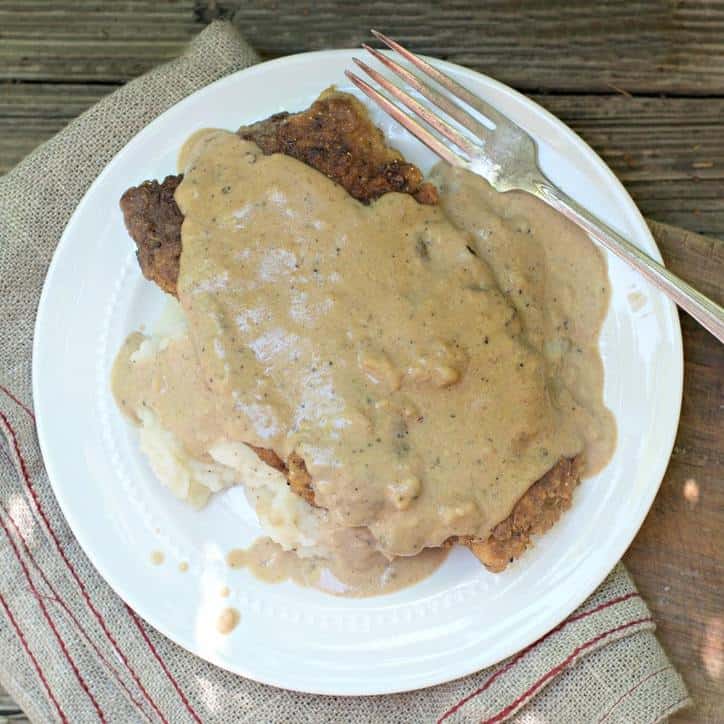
247,446,582,574
244,445,316,505
449,456,583,572
286,452,315,505
246,444,286,474
238,91,438,206
119,175,183,296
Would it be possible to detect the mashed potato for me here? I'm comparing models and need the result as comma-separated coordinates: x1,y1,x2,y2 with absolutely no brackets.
136,409,328,553
136,408,239,508
129,299,329,554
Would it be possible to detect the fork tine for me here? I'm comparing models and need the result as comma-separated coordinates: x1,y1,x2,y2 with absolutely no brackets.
344,70,466,168
362,43,493,137
370,29,509,129
352,58,480,158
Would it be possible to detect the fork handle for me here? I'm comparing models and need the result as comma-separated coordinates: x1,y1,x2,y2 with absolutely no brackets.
530,175,724,343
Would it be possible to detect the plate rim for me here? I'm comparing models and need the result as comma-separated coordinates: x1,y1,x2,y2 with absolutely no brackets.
32,48,684,695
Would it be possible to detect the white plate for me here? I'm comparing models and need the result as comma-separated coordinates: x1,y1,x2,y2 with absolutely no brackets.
33,50,683,695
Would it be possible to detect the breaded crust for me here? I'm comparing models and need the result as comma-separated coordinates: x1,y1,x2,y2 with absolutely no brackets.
119,92,581,572
119,175,183,296
238,91,438,206
248,447,581,572
245,446,315,506
449,456,582,572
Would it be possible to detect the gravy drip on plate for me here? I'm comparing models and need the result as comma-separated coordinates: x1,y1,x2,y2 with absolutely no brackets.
227,534,447,597
113,129,614,593
216,607,240,634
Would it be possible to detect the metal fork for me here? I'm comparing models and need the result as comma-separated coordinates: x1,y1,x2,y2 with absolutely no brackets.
346,30,724,343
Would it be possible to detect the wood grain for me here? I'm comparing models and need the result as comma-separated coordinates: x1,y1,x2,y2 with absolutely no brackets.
0,1,722,722
624,222,724,722
3,0,724,94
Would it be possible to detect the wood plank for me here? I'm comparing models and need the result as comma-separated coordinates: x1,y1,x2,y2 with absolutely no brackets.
0,81,115,173
534,94,724,237
649,220,724,303
629,180,724,240
2,0,724,94
623,257,724,721
0,81,117,118
0,0,198,81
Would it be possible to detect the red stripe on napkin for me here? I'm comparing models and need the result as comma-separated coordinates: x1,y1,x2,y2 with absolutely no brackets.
0,405,171,721
482,617,654,723
597,665,672,723
0,508,106,721
0,500,156,723
126,605,203,724
0,590,69,723
0,385,35,420
438,591,642,722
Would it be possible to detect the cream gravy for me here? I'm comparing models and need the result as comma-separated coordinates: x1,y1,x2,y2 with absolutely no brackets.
227,534,447,597
113,128,614,594
216,607,240,634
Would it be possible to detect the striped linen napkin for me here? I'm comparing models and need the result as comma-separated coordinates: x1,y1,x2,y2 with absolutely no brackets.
0,20,690,723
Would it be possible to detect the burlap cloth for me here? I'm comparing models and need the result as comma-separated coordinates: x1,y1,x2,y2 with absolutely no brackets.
0,21,691,723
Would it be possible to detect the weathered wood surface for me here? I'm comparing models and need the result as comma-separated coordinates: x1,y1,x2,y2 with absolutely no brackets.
631,221,723,724
1,2,722,722
2,0,724,94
